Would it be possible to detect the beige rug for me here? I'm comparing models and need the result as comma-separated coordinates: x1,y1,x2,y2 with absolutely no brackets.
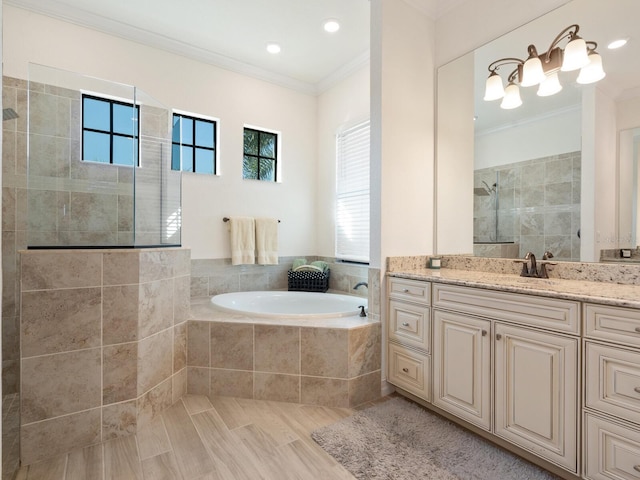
312,396,560,480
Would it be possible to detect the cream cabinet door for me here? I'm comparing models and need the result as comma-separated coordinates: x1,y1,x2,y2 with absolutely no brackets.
494,323,578,473
432,310,491,431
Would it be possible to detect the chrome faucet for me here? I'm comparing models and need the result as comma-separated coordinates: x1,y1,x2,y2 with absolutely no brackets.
538,251,555,279
524,252,537,277
515,251,556,278
353,282,368,290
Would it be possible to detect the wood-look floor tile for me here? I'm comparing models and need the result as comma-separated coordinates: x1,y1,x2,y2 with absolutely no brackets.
162,401,215,479
208,396,251,430
236,398,299,446
140,452,183,480
182,395,213,415
24,455,66,480
136,416,171,460
191,409,264,479
65,444,103,480
103,436,143,480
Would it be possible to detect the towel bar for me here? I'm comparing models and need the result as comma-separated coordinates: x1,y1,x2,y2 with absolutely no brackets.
223,217,280,223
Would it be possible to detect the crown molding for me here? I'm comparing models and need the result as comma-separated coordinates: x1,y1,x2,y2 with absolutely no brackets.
475,104,581,137
316,51,370,95
401,0,436,18
5,0,327,96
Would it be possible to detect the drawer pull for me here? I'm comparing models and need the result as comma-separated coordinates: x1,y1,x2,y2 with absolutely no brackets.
481,330,487,336
496,333,502,340
634,465,640,473
401,322,410,327
636,327,640,333
635,387,640,394
402,367,409,373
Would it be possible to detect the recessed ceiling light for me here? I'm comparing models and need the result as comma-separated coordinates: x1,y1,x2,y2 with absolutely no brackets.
323,19,340,33
607,38,628,49
266,43,281,54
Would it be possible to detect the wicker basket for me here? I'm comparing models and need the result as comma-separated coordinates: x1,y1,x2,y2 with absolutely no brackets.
287,269,330,292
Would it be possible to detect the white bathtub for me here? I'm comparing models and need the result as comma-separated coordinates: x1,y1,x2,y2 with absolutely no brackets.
210,291,367,319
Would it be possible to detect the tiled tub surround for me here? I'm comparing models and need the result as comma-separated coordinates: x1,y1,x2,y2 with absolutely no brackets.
187,298,382,408
474,151,581,261
19,248,190,466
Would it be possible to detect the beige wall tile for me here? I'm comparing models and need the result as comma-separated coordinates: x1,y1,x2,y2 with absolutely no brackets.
210,369,253,399
103,343,138,404
348,323,381,378
137,377,173,429
21,287,101,357
103,251,140,285
22,348,101,424
173,321,187,372
348,371,381,407
103,284,139,345
187,321,210,367
301,328,348,378
186,367,210,396
140,250,174,283
172,369,187,404
255,325,300,374
138,329,173,396
21,251,102,291
173,249,191,277
254,373,299,403
190,276,208,298
102,400,137,441
210,322,253,370
138,279,173,339
21,408,101,466
173,275,190,324
301,376,349,408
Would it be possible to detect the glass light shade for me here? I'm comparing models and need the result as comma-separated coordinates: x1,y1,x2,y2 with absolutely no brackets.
537,72,563,96
561,37,589,71
521,57,545,86
483,72,505,101
576,52,606,84
500,83,522,109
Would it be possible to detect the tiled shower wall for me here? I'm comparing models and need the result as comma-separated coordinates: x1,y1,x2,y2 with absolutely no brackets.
474,151,581,261
19,248,190,465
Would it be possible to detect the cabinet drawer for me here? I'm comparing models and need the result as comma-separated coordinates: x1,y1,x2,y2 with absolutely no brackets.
388,278,430,305
584,412,640,480
432,283,579,334
585,342,640,423
388,343,430,401
584,303,640,348
388,300,430,352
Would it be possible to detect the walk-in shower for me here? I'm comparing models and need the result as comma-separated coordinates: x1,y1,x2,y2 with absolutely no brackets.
473,172,509,243
27,64,181,248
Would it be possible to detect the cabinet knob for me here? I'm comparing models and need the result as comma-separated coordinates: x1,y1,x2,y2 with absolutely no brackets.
634,465,640,473
496,333,502,340
634,387,640,394
402,367,409,373
401,322,410,327
481,330,487,336
403,288,410,293
635,327,640,333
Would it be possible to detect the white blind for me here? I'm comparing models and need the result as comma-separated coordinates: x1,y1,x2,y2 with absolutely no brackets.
336,120,370,263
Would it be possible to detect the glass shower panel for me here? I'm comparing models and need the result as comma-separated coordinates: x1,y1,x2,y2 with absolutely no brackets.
27,64,181,247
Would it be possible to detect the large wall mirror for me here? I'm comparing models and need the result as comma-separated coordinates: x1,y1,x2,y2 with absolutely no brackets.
436,0,640,263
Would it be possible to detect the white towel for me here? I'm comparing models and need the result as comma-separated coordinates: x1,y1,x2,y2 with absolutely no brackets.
255,217,279,265
228,217,255,265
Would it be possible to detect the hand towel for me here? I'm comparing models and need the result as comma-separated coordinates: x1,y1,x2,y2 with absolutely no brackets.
255,217,279,265
228,217,255,265
292,258,307,270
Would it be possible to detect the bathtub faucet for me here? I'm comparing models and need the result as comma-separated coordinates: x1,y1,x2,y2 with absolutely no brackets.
353,282,368,290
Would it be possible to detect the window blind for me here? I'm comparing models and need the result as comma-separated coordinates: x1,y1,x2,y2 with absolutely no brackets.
336,120,370,263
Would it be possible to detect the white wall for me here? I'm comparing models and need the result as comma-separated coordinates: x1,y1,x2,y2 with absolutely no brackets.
316,66,370,257
3,5,318,259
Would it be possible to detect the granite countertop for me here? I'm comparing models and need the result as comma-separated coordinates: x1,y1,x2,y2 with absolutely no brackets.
389,268,640,309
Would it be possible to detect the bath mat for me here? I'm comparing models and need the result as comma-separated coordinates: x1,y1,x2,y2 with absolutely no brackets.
311,396,560,480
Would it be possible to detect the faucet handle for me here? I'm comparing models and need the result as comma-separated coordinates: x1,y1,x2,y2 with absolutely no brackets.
513,259,529,277
542,251,554,260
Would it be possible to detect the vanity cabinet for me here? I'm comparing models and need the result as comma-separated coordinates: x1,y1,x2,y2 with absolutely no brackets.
582,303,640,480
387,278,431,400
431,283,580,473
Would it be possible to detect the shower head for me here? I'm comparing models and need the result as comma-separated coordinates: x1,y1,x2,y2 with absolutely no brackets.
2,108,19,121
473,187,491,196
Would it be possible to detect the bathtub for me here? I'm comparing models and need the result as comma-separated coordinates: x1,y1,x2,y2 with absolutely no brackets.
210,290,367,319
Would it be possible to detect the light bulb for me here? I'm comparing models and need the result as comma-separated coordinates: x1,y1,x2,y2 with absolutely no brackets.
521,56,545,86
483,72,505,101
577,52,606,84
537,72,563,96
561,36,589,71
500,82,522,109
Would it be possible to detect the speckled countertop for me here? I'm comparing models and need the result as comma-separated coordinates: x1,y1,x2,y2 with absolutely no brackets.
389,268,640,309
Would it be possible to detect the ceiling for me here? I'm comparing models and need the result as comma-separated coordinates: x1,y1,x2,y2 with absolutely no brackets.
473,0,640,133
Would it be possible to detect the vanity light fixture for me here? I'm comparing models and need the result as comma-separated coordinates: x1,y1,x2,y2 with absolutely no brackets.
323,19,340,33
484,24,605,109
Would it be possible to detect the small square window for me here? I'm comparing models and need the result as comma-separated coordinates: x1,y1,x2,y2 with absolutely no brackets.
82,94,139,166
243,127,278,181
171,113,216,174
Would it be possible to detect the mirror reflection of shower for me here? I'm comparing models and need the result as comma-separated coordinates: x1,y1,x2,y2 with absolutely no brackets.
473,173,502,242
